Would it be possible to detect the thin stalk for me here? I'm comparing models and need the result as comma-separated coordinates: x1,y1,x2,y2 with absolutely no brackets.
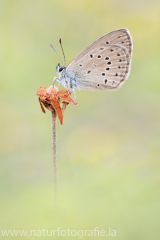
51,109,57,203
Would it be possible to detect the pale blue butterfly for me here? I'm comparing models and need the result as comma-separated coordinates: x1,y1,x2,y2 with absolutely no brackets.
51,29,133,101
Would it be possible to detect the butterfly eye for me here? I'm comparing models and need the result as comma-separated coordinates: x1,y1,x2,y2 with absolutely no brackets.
59,67,63,72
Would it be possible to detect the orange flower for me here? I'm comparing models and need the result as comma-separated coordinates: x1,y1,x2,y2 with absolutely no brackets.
36,85,77,124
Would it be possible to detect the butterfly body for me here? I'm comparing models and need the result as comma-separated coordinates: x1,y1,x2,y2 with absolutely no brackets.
55,64,81,93
54,29,133,97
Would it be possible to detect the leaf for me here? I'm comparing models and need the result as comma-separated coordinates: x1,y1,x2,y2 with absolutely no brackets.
57,89,77,105
49,95,63,125
39,97,46,113
62,102,69,114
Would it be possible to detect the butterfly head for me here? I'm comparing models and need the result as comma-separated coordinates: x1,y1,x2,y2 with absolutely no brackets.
56,63,66,76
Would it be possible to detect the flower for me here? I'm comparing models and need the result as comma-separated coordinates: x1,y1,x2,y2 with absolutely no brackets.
36,85,77,124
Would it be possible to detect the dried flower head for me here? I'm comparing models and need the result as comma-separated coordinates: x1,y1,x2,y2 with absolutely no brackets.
36,85,77,124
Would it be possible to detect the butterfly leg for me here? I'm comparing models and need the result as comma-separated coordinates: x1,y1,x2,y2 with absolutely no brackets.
57,82,61,89
67,89,70,95
72,89,77,103
64,79,71,95
53,77,60,87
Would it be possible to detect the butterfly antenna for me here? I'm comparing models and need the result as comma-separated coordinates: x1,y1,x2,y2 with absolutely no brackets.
59,38,66,65
50,43,64,65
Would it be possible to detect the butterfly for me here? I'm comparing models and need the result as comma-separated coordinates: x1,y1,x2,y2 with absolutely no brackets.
51,28,133,101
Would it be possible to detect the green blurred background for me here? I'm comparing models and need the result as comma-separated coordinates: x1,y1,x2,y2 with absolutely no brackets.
0,0,160,239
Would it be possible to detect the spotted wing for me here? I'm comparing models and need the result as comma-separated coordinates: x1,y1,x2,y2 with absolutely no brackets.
66,28,133,90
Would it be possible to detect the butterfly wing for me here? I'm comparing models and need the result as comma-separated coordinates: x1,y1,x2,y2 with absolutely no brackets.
66,28,133,90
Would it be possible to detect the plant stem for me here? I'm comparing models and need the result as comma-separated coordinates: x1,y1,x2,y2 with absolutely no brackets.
52,109,57,203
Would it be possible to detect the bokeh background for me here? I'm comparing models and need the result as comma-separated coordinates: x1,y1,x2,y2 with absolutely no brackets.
0,0,160,239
